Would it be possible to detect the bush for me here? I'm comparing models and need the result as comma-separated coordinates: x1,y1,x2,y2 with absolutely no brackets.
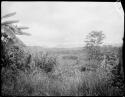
1,43,33,96
78,70,122,96
34,52,57,73
110,47,125,92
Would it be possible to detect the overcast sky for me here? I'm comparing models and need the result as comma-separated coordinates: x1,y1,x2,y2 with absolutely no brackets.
1,2,124,48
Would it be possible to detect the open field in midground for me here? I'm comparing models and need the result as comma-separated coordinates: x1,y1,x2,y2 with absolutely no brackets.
1,46,124,96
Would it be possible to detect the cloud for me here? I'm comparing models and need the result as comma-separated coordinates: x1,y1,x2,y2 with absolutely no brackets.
2,2,124,48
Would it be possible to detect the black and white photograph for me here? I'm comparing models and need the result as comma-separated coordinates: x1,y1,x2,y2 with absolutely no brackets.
1,1,124,96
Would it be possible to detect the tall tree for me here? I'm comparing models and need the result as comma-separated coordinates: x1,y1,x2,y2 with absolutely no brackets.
85,31,105,61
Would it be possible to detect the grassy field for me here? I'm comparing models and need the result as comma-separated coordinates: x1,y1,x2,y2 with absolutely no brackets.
1,46,124,96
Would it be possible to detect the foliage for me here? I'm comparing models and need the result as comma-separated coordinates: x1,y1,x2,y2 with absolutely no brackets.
34,52,57,73
85,31,105,61
1,12,32,96
85,31,105,46
110,47,125,92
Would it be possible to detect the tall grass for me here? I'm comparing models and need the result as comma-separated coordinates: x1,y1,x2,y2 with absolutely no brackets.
78,68,122,96
1,43,124,96
1,44,58,96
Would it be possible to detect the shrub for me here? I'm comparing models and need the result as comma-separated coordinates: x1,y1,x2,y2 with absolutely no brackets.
34,52,57,73
79,70,123,96
80,67,86,72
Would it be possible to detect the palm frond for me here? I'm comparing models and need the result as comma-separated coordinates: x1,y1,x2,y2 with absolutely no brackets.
1,20,19,25
1,12,16,19
16,30,31,36
18,26,29,30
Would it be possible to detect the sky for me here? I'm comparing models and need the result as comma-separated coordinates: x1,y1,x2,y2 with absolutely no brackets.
1,2,124,48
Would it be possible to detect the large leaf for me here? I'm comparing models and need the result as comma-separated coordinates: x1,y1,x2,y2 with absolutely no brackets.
16,30,31,36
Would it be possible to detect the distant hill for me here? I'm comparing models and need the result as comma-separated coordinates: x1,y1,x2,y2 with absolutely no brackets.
24,46,86,56
24,44,123,56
